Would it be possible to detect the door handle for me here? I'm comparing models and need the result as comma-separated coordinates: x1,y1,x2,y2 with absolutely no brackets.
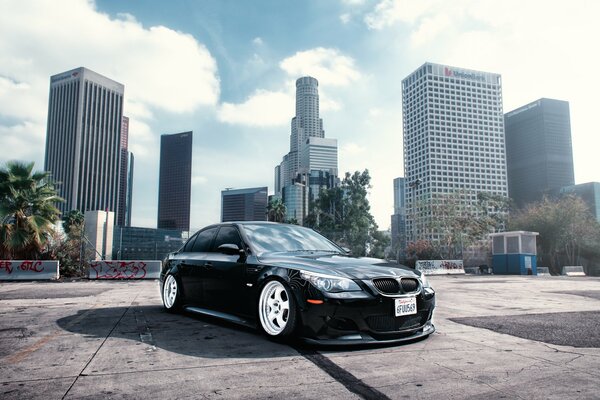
204,262,213,270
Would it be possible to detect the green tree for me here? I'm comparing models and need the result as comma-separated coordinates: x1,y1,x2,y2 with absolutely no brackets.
0,161,63,259
413,190,510,259
266,198,286,223
509,195,600,274
306,170,388,257
45,223,89,277
404,239,442,268
63,209,84,235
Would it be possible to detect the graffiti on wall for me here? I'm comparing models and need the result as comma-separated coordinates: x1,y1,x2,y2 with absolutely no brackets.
0,260,59,280
89,261,148,279
0,260,45,275
88,260,161,279
416,260,465,275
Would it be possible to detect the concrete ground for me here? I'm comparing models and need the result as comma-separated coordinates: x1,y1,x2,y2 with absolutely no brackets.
0,275,599,400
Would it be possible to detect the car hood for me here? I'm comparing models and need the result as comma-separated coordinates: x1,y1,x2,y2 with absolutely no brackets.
257,253,420,280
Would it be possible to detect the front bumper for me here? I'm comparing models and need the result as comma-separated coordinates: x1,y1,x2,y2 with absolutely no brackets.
297,291,436,345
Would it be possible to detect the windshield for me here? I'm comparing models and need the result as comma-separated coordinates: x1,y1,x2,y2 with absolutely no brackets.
242,224,343,255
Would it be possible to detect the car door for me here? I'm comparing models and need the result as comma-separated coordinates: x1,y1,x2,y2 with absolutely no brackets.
175,232,199,303
202,225,249,316
179,227,218,305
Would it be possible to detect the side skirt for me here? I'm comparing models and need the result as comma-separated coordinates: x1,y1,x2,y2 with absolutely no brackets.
183,306,255,329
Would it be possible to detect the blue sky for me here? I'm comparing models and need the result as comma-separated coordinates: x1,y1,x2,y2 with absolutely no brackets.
1,0,599,231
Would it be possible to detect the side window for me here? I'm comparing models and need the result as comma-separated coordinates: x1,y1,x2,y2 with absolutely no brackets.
212,226,243,251
191,227,218,253
182,233,198,253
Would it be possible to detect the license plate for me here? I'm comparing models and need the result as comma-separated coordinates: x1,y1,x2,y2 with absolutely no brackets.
395,296,417,317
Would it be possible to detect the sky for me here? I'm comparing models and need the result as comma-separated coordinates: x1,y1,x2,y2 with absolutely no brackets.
1,0,599,232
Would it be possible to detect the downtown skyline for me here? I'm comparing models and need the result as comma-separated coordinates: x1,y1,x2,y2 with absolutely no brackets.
1,0,599,231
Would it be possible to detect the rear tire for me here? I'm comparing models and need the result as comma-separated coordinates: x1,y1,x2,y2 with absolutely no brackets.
258,280,297,338
162,274,181,312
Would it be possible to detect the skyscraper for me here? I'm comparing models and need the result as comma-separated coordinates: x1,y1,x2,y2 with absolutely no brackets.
44,67,124,218
125,152,134,227
275,76,338,224
157,131,192,231
390,177,406,255
504,98,574,208
117,116,130,226
221,187,268,222
402,63,508,241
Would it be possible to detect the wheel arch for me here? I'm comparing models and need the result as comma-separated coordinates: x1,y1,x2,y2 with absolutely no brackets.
255,266,307,313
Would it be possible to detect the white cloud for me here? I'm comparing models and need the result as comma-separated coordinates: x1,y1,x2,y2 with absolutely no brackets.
341,142,366,156
365,0,435,29
192,176,208,186
218,48,361,126
0,121,46,166
280,48,361,87
410,14,451,47
0,0,220,167
218,89,294,127
340,13,352,24
252,37,264,46
368,108,383,117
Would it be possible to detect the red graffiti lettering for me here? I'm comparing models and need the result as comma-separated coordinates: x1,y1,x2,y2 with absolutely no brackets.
18,261,44,273
0,261,13,274
90,261,148,279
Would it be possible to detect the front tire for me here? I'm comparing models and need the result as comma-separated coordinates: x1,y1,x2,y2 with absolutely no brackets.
258,280,297,338
162,274,181,312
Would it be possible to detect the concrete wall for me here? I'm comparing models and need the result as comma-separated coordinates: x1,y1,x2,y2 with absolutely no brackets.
0,260,59,280
416,260,465,275
88,260,161,279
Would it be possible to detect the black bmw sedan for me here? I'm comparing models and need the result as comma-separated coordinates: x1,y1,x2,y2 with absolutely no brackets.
160,222,435,344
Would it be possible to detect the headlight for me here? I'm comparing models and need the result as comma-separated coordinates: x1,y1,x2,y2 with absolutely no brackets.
300,270,362,293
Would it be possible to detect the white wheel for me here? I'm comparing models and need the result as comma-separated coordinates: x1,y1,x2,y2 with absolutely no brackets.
163,274,180,311
258,280,296,337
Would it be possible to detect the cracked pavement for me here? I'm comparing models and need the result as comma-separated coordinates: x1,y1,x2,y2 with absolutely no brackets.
1,275,599,399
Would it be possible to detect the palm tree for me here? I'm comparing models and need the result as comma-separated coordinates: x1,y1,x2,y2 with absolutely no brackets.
267,198,287,223
0,161,63,259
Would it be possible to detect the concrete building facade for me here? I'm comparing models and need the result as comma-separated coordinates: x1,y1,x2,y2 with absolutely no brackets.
504,98,574,208
116,116,131,226
391,177,407,255
84,210,115,260
221,187,268,222
157,131,192,231
275,77,338,223
112,226,186,260
402,62,508,241
44,67,124,219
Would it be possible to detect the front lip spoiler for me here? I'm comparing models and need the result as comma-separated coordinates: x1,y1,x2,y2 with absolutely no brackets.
300,322,435,346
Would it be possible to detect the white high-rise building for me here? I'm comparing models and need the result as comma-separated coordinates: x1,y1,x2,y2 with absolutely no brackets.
402,63,508,241
275,77,338,224
44,67,124,219
300,137,338,175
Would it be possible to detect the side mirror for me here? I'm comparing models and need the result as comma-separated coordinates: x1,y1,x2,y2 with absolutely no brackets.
341,247,352,255
217,243,244,256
